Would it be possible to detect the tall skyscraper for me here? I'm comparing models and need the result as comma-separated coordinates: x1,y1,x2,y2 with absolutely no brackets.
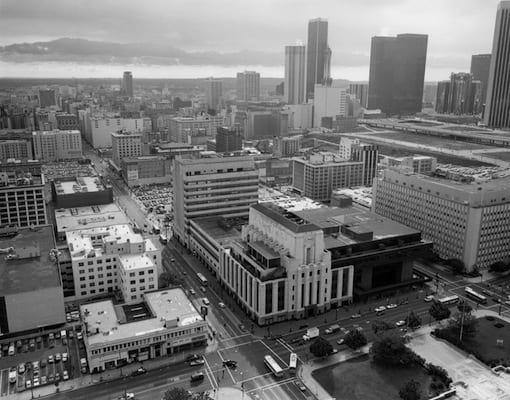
368,34,428,116
348,83,369,108
470,54,491,107
122,71,133,97
205,78,223,111
485,2,510,128
284,45,307,104
236,71,260,102
306,18,329,100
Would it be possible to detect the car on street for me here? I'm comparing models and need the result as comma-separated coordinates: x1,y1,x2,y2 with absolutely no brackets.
351,313,362,319
199,286,207,293
387,303,398,309
424,295,435,302
395,320,406,327
337,339,345,345
189,288,196,295
186,354,201,362
190,358,205,366
190,372,205,382
222,360,238,368
296,381,307,391
77,332,83,340
374,306,386,313
131,367,147,376
118,393,135,400
202,298,210,306
332,348,339,354
218,302,226,308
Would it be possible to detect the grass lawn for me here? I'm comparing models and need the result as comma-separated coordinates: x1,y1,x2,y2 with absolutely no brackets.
463,317,510,366
312,354,433,400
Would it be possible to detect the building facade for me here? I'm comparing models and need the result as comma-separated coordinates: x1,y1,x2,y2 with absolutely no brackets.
237,71,260,102
172,156,259,247
284,45,307,105
215,126,243,153
111,131,143,168
470,54,491,108
122,71,134,97
348,83,369,109
368,34,428,116
373,168,510,270
81,289,208,372
484,2,510,128
168,115,225,143
292,153,364,202
205,78,223,111
306,18,329,100
32,130,82,161
122,156,172,187
0,139,33,160
313,85,347,128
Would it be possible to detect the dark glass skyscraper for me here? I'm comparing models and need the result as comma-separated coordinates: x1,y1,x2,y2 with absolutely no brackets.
368,34,428,116
122,71,133,97
485,2,510,128
306,18,329,100
470,54,491,108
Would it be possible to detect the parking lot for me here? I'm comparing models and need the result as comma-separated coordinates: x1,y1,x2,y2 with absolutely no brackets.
0,325,87,396
131,184,172,215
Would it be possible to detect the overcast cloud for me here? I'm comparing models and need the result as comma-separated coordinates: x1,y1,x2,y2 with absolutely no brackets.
0,0,501,80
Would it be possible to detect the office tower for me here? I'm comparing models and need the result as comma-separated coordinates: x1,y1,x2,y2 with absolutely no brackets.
215,126,243,153
32,130,83,161
111,131,143,168
368,34,428,116
447,73,475,114
470,54,491,107
172,156,259,246
373,168,510,271
292,152,364,202
205,78,223,111
313,85,347,128
348,83,369,108
122,71,133,97
284,45,307,104
435,81,451,113
0,161,48,227
339,137,378,186
38,89,57,108
237,71,260,102
306,18,329,100
485,2,510,128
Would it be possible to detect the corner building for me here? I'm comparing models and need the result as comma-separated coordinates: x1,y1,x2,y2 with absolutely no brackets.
373,168,510,271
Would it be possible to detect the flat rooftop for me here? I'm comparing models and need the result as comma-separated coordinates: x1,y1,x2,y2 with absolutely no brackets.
0,225,61,295
53,176,106,195
119,253,155,271
81,289,203,346
55,203,129,233
190,216,242,246
66,224,143,260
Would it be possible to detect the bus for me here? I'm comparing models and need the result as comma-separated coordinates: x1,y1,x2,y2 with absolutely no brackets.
465,287,487,304
197,273,208,286
264,355,283,378
438,295,460,305
289,353,297,371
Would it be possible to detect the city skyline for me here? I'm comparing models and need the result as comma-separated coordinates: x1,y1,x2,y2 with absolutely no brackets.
0,0,502,80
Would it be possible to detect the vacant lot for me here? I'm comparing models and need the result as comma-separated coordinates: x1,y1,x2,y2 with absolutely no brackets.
313,354,432,400
482,151,510,162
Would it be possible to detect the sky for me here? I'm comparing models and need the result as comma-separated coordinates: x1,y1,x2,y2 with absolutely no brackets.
0,0,502,80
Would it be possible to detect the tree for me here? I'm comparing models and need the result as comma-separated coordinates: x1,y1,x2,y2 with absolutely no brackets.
428,301,451,322
406,311,422,329
309,336,333,358
162,387,191,400
456,301,472,314
489,261,510,273
158,271,184,289
448,312,478,340
344,329,368,350
372,320,393,335
399,379,422,400
371,336,423,367
446,259,465,275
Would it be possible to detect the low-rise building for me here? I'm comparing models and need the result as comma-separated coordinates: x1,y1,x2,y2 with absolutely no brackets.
51,176,113,209
81,289,208,372
0,225,65,334
121,156,172,187
66,223,161,301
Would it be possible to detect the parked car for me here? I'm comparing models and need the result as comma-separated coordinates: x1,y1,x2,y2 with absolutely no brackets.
18,363,25,374
189,288,196,296
424,295,435,302
48,355,54,363
387,303,398,309
374,306,387,313
62,353,68,362
218,302,226,308
222,360,237,368
190,358,205,366
199,286,207,293
63,371,69,380
131,367,147,377
190,372,205,382
33,377,40,387
186,354,201,362
396,320,406,327
55,353,61,362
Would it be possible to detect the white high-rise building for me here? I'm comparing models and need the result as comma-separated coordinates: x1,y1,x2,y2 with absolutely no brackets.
285,45,307,105
32,130,82,161
237,71,260,102
111,131,143,168
313,85,347,128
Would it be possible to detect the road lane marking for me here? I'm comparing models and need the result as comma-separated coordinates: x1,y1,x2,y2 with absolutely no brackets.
246,377,295,393
259,340,289,368
203,356,218,389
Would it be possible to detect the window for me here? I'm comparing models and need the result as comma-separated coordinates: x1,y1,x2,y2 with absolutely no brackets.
129,272,135,277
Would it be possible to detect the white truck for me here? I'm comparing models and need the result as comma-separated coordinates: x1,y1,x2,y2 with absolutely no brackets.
302,327,319,341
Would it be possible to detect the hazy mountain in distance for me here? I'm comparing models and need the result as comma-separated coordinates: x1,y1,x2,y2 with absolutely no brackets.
0,37,281,66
